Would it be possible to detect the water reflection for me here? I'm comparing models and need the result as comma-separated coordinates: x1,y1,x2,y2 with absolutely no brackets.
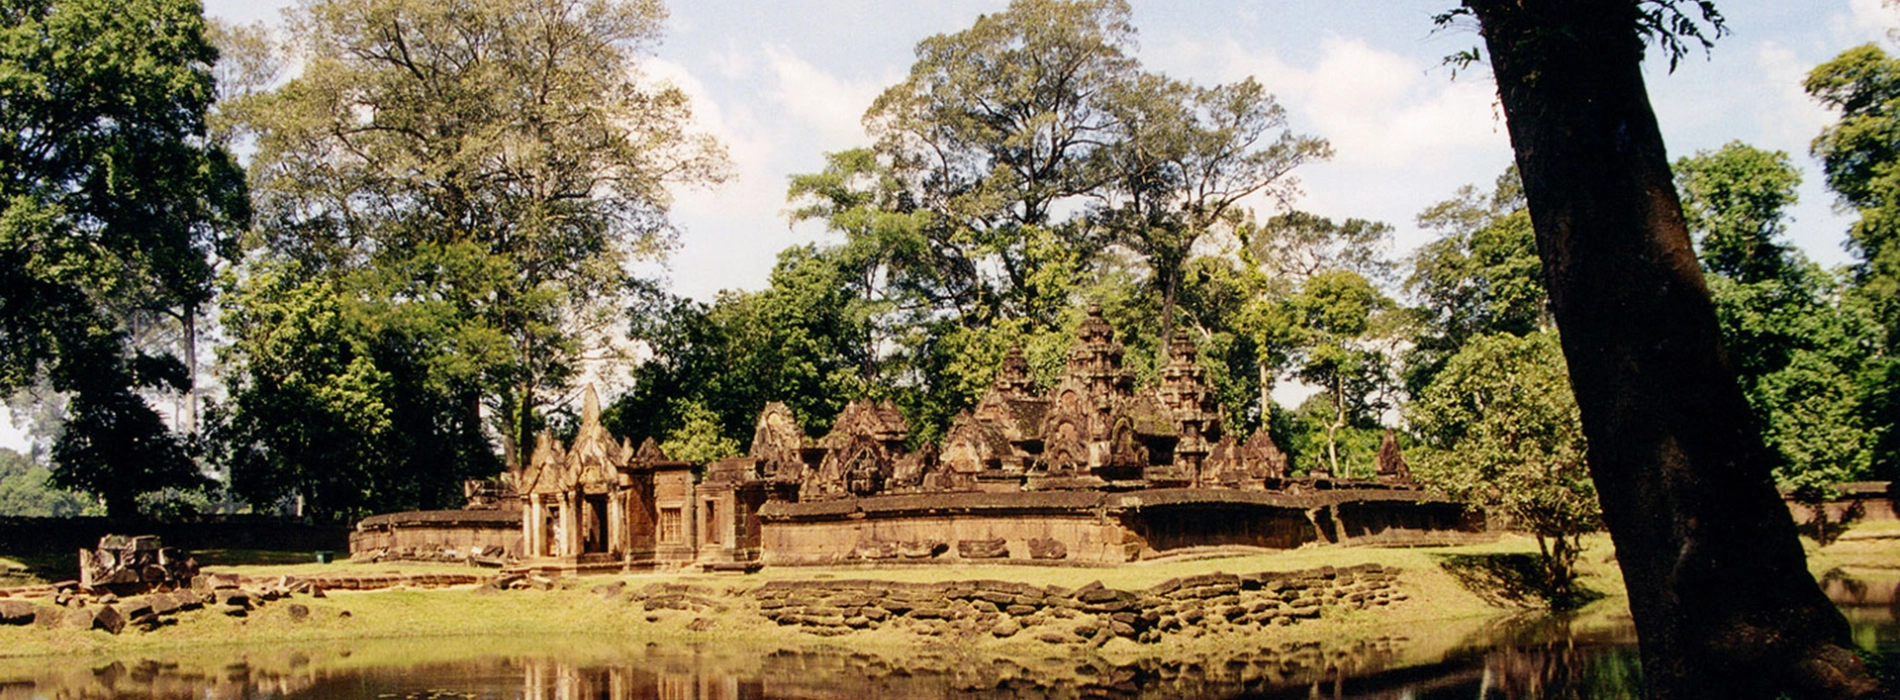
2,607,1893,700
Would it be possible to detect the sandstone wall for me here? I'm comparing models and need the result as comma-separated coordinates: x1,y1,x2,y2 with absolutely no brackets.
1784,482,1899,524
349,509,521,563
743,564,1405,644
761,512,1127,565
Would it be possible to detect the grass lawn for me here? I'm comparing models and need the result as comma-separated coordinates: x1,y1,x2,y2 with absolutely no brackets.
0,533,1637,666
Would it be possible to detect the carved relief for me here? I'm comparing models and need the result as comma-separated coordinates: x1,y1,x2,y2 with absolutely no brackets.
749,402,808,482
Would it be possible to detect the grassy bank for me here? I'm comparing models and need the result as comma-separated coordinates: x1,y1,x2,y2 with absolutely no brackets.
0,534,1634,668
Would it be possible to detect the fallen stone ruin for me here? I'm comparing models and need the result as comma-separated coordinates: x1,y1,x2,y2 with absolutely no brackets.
740,564,1405,644
0,568,482,635
78,534,196,593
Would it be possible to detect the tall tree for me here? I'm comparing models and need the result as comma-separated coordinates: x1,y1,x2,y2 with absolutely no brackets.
612,246,871,449
1676,142,1888,517
211,261,501,521
234,0,728,471
787,148,940,387
1809,44,1900,338
1279,270,1398,475
1093,73,1330,343
1404,166,1546,394
1223,210,1397,429
1675,141,1802,283
864,0,1134,325
1807,44,1900,482
0,0,248,514
1448,0,1879,695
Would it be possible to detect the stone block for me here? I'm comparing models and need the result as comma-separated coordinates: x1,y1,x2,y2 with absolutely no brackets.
215,589,251,609
1148,578,1183,596
150,594,180,616
92,605,125,635
1026,537,1067,560
0,600,36,625
120,600,154,621
956,539,1008,559
991,618,1021,637
287,603,310,621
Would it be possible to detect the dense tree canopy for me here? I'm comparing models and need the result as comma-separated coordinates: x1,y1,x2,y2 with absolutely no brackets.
0,0,247,515
1404,167,1544,394
1675,142,1889,496
227,0,729,481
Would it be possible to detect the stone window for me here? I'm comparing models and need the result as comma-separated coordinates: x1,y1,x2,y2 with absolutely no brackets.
659,507,683,543
704,500,721,544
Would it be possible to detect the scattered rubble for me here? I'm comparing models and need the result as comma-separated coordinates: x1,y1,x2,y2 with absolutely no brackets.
746,563,1404,644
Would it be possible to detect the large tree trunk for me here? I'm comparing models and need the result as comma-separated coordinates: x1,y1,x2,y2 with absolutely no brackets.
1464,1,1882,697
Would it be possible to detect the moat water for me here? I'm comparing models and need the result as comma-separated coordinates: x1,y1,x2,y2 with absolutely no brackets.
2,605,1896,699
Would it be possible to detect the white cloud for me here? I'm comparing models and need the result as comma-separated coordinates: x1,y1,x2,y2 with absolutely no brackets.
1841,0,1897,38
641,58,803,301
764,46,882,150
642,47,891,302
1181,34,1512,254
1209,36,1507,173
1756,41,1839,150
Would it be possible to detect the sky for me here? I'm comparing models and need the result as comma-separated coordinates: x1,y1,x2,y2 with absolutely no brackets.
0,0,1891,452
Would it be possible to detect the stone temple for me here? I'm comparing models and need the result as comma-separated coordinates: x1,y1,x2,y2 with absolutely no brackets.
350,306,1479,572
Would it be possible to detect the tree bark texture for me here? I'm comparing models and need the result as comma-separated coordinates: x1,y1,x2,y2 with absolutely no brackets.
1465,1,1883,697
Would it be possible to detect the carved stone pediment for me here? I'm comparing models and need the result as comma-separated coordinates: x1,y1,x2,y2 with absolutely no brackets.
749,402,808,481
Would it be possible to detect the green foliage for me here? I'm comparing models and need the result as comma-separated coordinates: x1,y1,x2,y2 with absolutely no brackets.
613,246,871,450
863,0,1133,326
1278,270,1400,475
1675,141,1802,283
0,448,101,517
1092,72,1331,340
659,401,740,466
1280,394,1383,478
1676,140,1891,493
1404,167,1545,394
231,0,728,469
1408,332,1599,599
210,263,499,521
1808,45,1900,477
0,0,247,514
1810,44,1900,341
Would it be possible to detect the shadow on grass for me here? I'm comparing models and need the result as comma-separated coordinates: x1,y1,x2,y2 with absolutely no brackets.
1435,552,1602,611
191,549,332,567
1,548,331,586
0,551,73,586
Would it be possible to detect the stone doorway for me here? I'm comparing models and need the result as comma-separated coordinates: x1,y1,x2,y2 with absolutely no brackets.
582,494,609,554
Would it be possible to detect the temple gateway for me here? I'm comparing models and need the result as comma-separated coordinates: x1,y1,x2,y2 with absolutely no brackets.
350,307,1480,572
